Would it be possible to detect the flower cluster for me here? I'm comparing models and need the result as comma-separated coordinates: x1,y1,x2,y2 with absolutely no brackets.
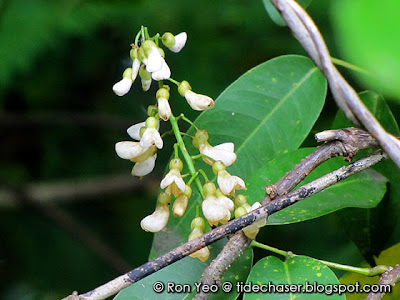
112,27,257,263
113,31,187,96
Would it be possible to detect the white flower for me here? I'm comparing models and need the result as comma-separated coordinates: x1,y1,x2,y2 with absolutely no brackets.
151,60,171,81
140,204,169,232
188,227,210,262
115,141,149,160
200,142,237,167
131,58,141,81
112,77,132,96
140,127,163,149
132,154,156,177
202,195,231,226
145,46,164,73
157,97,171,121
216,193,234,212
184,90,214,111
217,170,246,195
169,32,187,53
160,169,186,196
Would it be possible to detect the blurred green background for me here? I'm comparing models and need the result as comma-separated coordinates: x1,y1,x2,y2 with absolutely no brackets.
0,0,399,299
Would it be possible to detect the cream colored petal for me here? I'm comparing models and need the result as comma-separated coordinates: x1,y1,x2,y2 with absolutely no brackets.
131,58,141,81
140,128,163,149
115,141,148,160
131,154,156,177
172,195,188,217
217,170,238,195
127,121,146,141
145,47,163,73
184,90,214,111
157,97,171,121
174,177,186,194
140,205,169,232
160,170,179,189
151,60,171,81
112,77,132,96
202,196,230,226
213,142,234,153
200,143,237,167
170,32,187,53
217,196,234,212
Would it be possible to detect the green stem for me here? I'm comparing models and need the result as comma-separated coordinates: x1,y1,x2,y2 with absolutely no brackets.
180,114,198,130
187,172,199,185
174,143,179,158
191,154,203,160
251,241,388,277
168,78,180,86
170,113,204,198
331,57,370,75
198,169,209,182
134,28,142,45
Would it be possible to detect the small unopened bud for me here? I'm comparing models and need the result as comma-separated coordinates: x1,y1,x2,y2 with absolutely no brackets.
169,158,183,171
192,129,209,149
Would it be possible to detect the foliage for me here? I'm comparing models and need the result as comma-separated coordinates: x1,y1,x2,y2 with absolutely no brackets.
1,0,400,299
331,0,400,100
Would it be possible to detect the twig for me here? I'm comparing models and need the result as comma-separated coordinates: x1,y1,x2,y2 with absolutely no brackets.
194,127,379,299
365,265,400,300
0,173,159,207
270,0,400,169
7,184,132,274
63,148,387,300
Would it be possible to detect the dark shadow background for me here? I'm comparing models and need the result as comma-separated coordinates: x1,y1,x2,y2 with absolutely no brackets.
0,0,398,299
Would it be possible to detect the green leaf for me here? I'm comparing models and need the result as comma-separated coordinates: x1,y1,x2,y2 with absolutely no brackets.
333,91,399,263
340,243,400,300
142,55,326,299
262,0,312,26
245,148,387,225
244,255,345,299
114,244,253,300
331,0,400,100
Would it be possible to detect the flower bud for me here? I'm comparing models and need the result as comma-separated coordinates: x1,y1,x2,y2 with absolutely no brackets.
203,182,216,197
178,80,192,97
234,194,248,208
190,216,205,230
156,87,170,100
158,192,171,206
192,129,209,149
172,186,192,217
145,116,158,129
212,161,226,175
169,158,183,171
162,32,175,48
234,206,247,218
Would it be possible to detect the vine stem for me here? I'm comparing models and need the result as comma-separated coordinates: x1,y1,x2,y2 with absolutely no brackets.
271,0,400,169
251,241,388,277
169,113,204,198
